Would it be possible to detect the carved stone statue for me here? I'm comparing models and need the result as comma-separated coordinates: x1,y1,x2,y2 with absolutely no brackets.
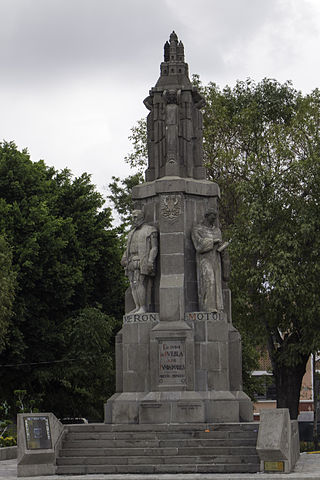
143,31,206,181
121,210,158,314
163,88,181,166
191,209,229,312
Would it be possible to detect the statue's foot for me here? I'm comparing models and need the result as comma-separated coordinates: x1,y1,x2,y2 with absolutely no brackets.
127,307,139,314
135,307,147,314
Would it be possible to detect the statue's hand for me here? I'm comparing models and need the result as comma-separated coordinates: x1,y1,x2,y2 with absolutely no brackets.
202,238,213,251
146,261,154,274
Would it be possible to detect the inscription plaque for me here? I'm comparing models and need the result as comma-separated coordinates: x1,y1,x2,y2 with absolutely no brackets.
24,416,52,450
264,461,284,472
185,311,223,321
159,339,186,385
123,313,159,324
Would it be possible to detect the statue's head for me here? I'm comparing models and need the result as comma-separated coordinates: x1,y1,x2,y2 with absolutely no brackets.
132,209,145,228
165,89,178,104
204,209,217,226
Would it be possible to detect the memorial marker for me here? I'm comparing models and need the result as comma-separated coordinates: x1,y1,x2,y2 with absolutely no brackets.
159,339,186,385
24,416,52,450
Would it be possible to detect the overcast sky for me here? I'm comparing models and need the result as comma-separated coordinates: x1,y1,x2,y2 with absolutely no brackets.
1,0,320,199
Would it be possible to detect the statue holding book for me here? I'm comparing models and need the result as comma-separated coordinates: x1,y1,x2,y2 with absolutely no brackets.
191,209,229,312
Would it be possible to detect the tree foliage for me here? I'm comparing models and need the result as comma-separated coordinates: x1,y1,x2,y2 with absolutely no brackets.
201,79,320,417
110,79,320,416
124,118,148,174
0,141,125,420
0,235,15,354
46,307,117,419
108,173,143,233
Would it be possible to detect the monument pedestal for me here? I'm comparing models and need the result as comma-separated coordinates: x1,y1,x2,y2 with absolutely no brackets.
105,176,253,425
105,312,252,424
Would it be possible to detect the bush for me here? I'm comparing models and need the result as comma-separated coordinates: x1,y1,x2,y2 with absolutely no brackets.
0,436,16,447
300,441,319,453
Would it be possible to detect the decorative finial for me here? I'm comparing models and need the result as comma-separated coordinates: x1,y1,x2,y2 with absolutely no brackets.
163,31,185,63
170,31,178,43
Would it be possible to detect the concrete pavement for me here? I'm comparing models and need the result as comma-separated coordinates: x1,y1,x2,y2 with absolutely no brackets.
2,453,320,480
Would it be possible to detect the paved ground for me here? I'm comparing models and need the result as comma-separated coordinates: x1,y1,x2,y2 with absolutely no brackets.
2,453,320,480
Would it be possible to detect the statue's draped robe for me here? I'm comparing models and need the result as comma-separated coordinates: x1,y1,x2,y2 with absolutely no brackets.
192,224,223,312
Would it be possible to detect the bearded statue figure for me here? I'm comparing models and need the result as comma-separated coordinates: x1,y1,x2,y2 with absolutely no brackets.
121,209,158,314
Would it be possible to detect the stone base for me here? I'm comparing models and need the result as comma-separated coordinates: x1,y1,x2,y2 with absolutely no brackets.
257,408,300,473
110,309,253,425
139,391,205,424
232,390,254,422
104,392,145,424
104,389,251,424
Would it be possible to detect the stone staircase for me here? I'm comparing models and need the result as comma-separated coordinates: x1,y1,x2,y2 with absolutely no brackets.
56,422,260,475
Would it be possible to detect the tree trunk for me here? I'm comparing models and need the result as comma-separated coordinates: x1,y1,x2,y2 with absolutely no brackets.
274,355,309,419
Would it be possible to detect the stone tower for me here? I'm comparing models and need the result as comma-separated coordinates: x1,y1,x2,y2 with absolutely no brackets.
105,32,253,424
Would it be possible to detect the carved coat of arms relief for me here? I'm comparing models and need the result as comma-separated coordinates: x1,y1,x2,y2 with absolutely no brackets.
160,194,182,222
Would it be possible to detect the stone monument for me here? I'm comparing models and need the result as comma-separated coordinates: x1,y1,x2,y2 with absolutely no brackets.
105,31,253,424
16,33,299,477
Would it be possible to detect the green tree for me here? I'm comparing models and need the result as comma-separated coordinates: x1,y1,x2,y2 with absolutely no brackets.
0,235,15,353
45,307,117,420
108,172,143,234
0,141,125,419
202,79,320,418
110,79,320,418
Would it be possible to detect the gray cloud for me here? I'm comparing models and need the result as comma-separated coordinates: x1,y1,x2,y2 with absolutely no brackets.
0,0,290,88
1,0,320,195
0,0,179,85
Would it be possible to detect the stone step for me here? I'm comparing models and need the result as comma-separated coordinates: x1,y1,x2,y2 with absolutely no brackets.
64,422,259,433
64,437,257,448
59,446,258,457
57,423,259,475
56,463,260,475
57,454,260,466
62,438,258,450
65,429,258,441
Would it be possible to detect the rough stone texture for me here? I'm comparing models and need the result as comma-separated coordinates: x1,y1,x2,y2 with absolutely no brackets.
257,408,300,473
17,412,64,477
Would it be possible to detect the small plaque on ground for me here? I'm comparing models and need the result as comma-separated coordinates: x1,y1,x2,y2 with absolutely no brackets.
264,461,284,472
159,339,186,385
24,416,52,450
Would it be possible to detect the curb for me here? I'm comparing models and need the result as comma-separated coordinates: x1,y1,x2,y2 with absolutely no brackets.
0,446,17,461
